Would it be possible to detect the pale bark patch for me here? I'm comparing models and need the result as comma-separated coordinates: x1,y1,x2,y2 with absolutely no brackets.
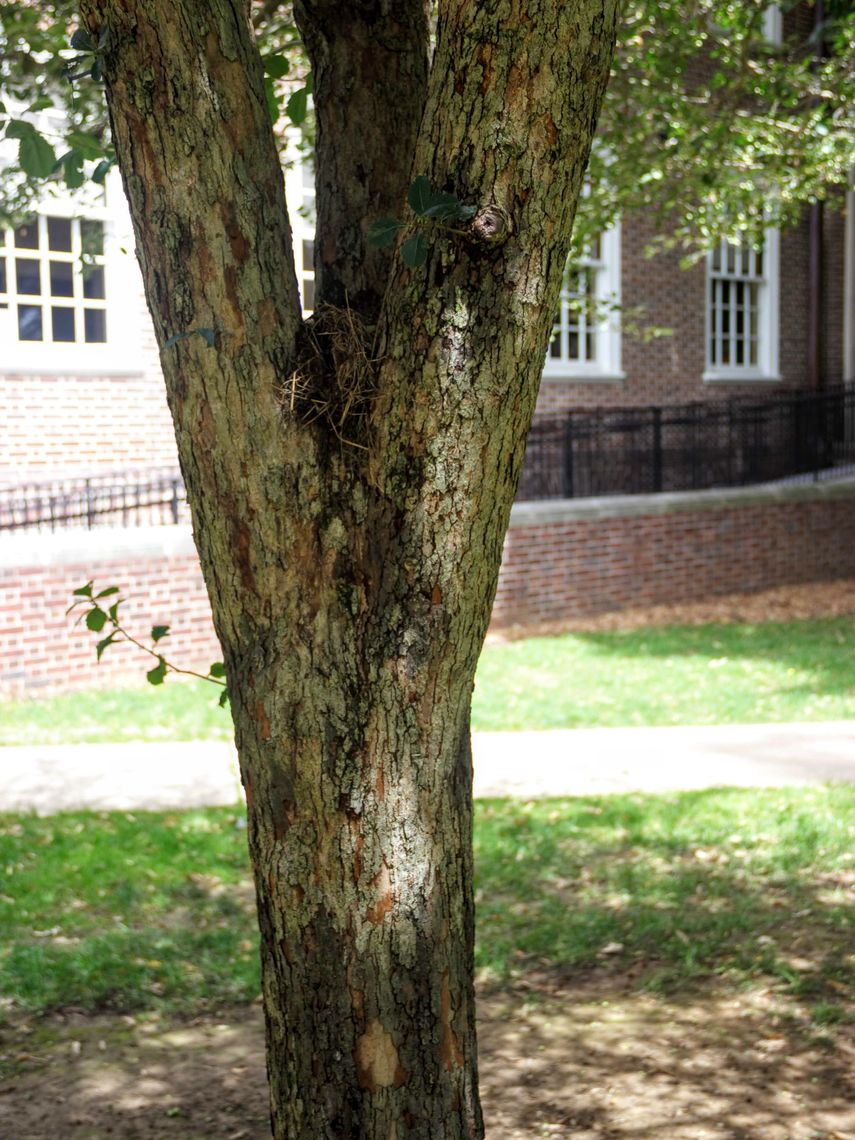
355,1019,407,1092
366,858,394,925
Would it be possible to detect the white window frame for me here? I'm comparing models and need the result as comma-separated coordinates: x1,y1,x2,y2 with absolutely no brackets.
703,228,780,383
542,223,623,382
0,171,143,375
763,5,783,46
284,150,316,315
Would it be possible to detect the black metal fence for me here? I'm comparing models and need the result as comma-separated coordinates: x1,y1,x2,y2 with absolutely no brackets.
0,467,189,531
3,387,854,528
518,384,855,501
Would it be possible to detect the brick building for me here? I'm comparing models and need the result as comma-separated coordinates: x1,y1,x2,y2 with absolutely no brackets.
1,156,851,484
1,3,854,695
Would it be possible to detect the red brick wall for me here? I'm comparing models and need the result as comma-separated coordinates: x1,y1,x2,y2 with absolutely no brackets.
4,480,854,695
0,530,219,697
0,290,178,485
493,482,855,630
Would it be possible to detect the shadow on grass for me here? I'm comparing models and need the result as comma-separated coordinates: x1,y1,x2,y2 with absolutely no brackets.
0,787,852,1136
573,617,855,699
474,787,855,1016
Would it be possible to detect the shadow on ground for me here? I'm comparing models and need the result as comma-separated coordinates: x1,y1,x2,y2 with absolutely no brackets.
1,975,853,1139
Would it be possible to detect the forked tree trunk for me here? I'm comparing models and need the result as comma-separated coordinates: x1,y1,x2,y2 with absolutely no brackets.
79,0,618,1134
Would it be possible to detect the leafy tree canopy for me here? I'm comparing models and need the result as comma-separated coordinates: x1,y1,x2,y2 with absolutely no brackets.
1,0,852,254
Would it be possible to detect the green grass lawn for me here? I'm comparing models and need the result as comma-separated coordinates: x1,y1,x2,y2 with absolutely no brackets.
1,616,853,744
1,787,852,1027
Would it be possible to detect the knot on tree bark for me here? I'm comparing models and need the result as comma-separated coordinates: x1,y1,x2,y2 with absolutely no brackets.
468,205,512,247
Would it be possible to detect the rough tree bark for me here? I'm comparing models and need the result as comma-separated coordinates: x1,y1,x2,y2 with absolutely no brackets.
77,0,618,1135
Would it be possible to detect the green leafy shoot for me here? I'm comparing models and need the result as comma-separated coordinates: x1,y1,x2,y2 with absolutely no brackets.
407,176,473,224
70,583,227,704
367,178,475,269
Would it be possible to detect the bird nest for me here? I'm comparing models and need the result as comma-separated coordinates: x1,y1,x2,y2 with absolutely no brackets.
282,303,379,449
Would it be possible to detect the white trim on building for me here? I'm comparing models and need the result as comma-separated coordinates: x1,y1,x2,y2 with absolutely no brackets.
763,5,783,46
542,223,623,382
703,228,780,383
0,171,144,375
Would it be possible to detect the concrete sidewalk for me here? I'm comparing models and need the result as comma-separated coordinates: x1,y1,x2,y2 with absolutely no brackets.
1,721,854,815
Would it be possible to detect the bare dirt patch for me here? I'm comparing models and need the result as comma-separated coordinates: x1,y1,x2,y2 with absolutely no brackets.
488,577,855,642
2,973,852,1139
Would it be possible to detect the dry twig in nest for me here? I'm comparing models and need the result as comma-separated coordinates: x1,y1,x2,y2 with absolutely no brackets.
281,303,379,449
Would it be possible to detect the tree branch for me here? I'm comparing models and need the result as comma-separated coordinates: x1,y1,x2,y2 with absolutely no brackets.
78,0,304,635
293,0,430,318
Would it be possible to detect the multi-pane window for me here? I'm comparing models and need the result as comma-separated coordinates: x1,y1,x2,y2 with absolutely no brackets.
708,238,762,369
705,231,779,381
0,215,107,347
548,235,602,367
542,225,622,380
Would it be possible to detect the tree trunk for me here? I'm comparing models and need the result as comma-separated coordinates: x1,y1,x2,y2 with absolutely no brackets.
79,0,618,1135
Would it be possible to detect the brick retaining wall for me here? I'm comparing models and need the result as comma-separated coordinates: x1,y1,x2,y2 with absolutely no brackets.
493,480,855,631
3,478,854,696
0,528,219,697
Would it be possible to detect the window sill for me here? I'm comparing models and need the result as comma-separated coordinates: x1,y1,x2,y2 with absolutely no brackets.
702,370,782,384
542,370,626,383
3,361,147,377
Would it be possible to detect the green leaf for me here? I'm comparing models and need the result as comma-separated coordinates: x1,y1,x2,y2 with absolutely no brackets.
263,54,290,79
401,231,428,269
5,122,56,178
108,602,121,623
151,625,170,643
218,689,230,708
286,85,309,126
366,217,403,248
72,581,94,598
86,608,107,632
164,327,215,349
407,175,433,216
95,586,120,599
60,150,86,189
90,58,103,84
67,129,104,160
92,158,113,184
95,633,118,661
209,662,226,678
146,657,168,686
422,192,463,220
70,28,94,52
264,77,279,124
20,131,57,178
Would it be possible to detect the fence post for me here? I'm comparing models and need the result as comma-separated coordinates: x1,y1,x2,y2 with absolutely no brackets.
652,407,662,492
171,478,180,524
85,479,94,529
562,413,575,498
